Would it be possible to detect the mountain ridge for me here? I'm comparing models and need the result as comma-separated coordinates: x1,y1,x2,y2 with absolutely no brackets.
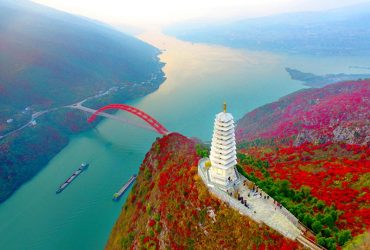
0,0,164,119
164,2,370,56
236,80,370,146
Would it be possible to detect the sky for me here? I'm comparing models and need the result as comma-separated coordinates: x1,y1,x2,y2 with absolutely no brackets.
32,0,370,28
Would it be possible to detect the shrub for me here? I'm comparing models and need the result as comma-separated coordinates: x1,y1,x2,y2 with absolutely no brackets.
316,200,325,210
196,144,209,157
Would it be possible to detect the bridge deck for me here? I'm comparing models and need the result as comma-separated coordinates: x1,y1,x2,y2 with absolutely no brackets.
68,105,158,132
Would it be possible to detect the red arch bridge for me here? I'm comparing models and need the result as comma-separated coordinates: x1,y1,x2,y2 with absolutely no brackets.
70,103,169,135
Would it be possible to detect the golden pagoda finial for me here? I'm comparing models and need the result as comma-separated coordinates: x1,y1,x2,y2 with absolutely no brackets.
223,102,227,113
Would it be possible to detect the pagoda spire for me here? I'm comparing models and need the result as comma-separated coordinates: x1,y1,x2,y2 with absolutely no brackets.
223,102,227,113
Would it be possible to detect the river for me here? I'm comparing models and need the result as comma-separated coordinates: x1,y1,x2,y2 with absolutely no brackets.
0,31,369,249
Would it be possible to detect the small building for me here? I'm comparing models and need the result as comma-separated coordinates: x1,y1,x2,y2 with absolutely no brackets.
6,119,13,124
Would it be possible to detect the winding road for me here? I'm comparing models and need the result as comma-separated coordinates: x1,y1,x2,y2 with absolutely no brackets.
0,91,160,141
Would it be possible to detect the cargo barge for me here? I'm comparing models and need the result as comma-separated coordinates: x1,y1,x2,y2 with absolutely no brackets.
113,175,137,201
56,163,89,194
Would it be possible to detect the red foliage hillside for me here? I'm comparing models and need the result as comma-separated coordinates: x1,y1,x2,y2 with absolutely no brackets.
239,143,370,237
107,133,301,249
236,80,370,145
236,80,370,249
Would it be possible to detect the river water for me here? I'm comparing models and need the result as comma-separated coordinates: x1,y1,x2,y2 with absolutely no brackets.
0,31,369,249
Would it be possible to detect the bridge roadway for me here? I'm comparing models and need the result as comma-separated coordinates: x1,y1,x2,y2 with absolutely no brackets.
1,101,164,141
67,103,157,133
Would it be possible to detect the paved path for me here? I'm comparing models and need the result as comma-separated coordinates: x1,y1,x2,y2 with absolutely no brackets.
237,186,302,240
236,182,324,249
198,160,325,249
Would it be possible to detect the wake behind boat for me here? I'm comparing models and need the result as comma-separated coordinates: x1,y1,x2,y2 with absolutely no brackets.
56,163,89,194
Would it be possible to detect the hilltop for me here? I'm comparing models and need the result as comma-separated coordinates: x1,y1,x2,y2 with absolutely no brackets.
165,3,370,56
107,133,300,249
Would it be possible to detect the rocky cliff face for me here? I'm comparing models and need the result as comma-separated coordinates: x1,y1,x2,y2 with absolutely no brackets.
107,133,299,249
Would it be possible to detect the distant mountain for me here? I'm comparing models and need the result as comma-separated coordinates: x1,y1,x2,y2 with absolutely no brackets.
236,80,370,145
165,3,370,55
286,68,370,87
0,0,163,119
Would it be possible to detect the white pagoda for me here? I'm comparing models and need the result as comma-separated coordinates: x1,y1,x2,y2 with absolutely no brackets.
207,102,239,190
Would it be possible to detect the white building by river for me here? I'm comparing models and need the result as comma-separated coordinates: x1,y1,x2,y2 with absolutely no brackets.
207,102,240,191
197,103,319,249
199,103,241,192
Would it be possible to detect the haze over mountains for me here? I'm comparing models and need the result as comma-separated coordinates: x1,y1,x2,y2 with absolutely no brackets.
165,2,370,56
0,0,163,119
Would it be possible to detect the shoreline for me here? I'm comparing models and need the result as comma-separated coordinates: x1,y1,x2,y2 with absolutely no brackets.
0,70,166,204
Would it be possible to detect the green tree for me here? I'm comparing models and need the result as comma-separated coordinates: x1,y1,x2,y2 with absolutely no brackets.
337,230,352,246
293,191,303,202
312,220,323,234
322,228,332,237
316,200,325,210
325,237,337,250
322,213,335,228
278,180,291,196
302,214,314,228
330,209,339,222
317,236,326,247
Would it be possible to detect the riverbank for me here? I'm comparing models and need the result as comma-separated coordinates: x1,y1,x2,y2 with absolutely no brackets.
285,68,370,87
0,73,165,203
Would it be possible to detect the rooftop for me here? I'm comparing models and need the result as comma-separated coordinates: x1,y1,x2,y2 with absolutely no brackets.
216,112,233,122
